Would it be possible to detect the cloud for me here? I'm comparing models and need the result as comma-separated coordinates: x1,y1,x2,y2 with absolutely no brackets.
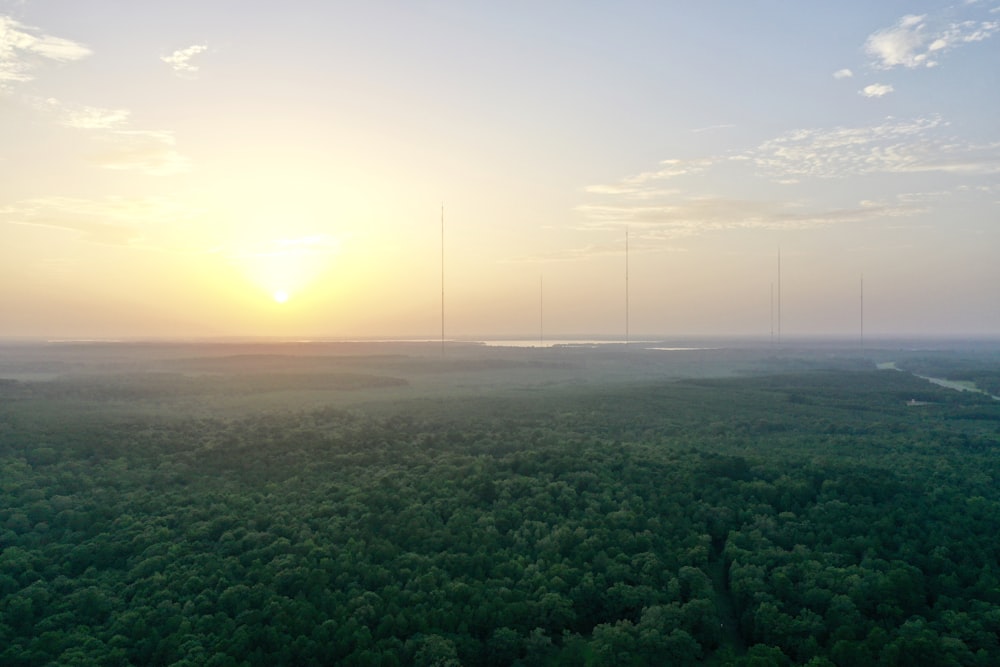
860,83,894,98
0,195,192,245
865,12,1000,69
886,141,1000,175
833,68,854,79
584,184,681,201
504,239,688,263
0,15,91,87
91,130,190,175
29,97,190,172
573,115,994,243
574,197,924,238
752,115,1000,178
865,14,931,68
584,159,713,198
597,116,984,188
585,116,999,229
59,103,131,129
161,44,207,76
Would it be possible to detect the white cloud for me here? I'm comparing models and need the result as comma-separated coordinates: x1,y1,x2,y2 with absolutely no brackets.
833,68,854,79
860,83,894,98
865,11,1000,69
92,130,190,175
865,14,930,69
752,116,1000,178
584,117,999,220
161,44,207,76
27,97,191,174
61,104,131,129
0,195,193,245
574,197,924,238
0,15,91,87
574,114,997,244
584,159,712,198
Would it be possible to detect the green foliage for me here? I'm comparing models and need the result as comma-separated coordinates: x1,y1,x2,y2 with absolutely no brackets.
1,357,999,665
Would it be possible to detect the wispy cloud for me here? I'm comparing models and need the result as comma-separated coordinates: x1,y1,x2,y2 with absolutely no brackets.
161,44,207,76
0,17,193,176
575,197,924,238
588,115,998,194
504,239,689,263
91,130,190,175
0,195,194,245
30,97,190,174
0,15,91,88
56,101,131,129
752,115,1000,178
574,112,996,245
865,12,1000,69
860,83,894,98
584,159,713,198
833,68,854,79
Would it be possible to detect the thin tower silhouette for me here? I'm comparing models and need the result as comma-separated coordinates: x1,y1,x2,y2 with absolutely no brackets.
441,202,444,354
539,275,544,347
777,247,782,344
860,273,864,353
625,227,630,345
770,282,774,345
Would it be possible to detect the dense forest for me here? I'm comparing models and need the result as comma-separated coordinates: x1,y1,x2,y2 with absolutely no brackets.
1,342,999,665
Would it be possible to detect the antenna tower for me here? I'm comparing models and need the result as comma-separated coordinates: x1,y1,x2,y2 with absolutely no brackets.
625,227,630,345
777,247,782,344
539,275,544,346
441,202,444,354
770,282,774,345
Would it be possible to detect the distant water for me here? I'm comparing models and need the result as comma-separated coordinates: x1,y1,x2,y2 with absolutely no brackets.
478,339,627,348
477,339,718,350
878,361,1000,400
919,375,1000,401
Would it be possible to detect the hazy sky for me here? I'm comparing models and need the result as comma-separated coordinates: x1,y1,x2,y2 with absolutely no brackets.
2,1,998,339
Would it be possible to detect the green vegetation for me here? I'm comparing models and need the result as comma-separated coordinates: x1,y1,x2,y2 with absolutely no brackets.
1,343,999,665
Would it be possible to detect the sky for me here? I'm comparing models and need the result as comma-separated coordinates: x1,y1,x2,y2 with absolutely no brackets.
1,1,998,340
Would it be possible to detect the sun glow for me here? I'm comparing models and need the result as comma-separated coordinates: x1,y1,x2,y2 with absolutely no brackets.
225,234,341,307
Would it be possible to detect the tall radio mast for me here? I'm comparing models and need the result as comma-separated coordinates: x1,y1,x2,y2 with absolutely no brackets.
441,202,444,354
539,275,544,347
777,247,782,344
625,227,630,345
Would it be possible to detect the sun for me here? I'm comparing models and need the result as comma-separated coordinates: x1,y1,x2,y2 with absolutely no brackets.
273,290,289,304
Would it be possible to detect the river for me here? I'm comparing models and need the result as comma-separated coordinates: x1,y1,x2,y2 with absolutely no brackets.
877,361,1000,401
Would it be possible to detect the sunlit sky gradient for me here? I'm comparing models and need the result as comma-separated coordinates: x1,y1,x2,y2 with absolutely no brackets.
2,1,998,339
